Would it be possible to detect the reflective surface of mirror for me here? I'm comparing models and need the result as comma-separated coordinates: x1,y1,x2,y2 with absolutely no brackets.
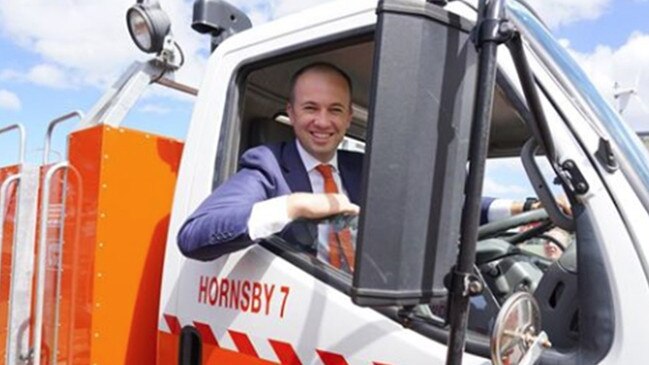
491,292,551,365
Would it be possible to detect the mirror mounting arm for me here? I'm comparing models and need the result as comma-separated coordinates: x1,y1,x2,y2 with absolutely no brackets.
506,33,557,162
396,305,417,328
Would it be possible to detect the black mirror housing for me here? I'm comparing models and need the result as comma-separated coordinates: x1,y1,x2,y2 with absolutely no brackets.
192,0,252,51
352,0,478,307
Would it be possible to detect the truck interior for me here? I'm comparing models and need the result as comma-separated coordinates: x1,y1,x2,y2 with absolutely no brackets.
236,37,531,158
213,17,613,364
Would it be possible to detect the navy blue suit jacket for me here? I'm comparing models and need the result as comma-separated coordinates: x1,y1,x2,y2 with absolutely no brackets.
178,140,495,261
178,140,363,260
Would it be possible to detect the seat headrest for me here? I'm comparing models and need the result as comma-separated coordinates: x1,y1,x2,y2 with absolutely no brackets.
248,118,295,147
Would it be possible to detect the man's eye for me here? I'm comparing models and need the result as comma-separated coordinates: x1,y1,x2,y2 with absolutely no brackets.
304,106,316,112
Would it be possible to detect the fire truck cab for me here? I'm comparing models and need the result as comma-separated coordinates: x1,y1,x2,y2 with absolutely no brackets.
2,0,649,364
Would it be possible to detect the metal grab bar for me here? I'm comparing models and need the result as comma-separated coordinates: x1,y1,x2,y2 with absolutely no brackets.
0,123,26,278
43,111,84,165
0,175,21,275
32,161,68,365
4,165,40,365
0,123,26,166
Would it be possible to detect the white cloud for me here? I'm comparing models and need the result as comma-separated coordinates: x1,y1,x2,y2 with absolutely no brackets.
0,89,21,111
229,1,272,25
0,0,136,86
564,32,649,131
482,177,529,198
483,158,533,199
27,64,70,88
526,0,610,28
0,64,74,89
0,69,20,81
138,103,171,115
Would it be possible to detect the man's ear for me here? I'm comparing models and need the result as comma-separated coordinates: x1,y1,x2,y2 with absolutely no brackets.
286,102,295,123
346,104,354,127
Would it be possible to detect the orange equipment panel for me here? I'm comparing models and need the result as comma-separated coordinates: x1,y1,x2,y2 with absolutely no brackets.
36,125,183,364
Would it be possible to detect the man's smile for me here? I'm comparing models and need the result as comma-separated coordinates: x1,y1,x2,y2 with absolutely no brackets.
309,131,335,142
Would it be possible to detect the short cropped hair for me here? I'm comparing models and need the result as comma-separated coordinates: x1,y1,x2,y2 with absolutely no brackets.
288,62,353,106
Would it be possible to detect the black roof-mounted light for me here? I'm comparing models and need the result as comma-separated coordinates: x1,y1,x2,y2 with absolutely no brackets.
126,0,172,54
192,0,252,52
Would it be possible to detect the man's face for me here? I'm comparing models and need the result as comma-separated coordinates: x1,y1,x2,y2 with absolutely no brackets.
287,69,353,163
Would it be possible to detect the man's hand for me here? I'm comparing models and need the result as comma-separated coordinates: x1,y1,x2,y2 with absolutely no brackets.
286,192,360,220
511,196,572,216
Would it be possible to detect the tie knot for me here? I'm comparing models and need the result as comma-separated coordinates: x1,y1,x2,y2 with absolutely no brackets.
315,164,334,179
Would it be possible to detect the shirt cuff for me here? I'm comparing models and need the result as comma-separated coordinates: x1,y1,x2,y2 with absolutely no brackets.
247,195,291,240
487,198,514,223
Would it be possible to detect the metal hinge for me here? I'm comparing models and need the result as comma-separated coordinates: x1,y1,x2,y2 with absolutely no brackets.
560,160,589,195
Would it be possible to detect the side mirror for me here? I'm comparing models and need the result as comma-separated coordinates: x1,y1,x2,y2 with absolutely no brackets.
491,292,552,365
192,0,252,51
351,0,477,307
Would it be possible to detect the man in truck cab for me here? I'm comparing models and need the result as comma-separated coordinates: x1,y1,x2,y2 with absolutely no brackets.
177,62,532,267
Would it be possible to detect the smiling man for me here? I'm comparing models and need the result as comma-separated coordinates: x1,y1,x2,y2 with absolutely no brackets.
288,64,351,162
178,63,362,261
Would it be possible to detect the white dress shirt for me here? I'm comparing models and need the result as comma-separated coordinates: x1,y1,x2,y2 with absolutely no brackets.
247,140,346,262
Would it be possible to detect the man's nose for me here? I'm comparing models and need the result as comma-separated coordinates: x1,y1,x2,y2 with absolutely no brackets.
313,110,330,127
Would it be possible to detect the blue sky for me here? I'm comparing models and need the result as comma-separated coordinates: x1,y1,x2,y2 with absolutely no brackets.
1,0,648,199
555,0,649,52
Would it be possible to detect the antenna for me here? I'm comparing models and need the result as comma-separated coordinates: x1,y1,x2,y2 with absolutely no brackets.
614,70,649,115
614,81,636,114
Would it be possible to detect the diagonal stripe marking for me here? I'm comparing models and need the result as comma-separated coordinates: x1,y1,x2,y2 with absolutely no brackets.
316,350,349,365
229,330,260,358
163,314,181,335
193,321,219,346
268,339,303,365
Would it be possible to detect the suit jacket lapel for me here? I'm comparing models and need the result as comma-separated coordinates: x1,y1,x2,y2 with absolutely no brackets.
280,140,312,193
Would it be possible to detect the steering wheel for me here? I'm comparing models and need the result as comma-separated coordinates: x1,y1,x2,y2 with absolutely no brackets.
477,208,552,243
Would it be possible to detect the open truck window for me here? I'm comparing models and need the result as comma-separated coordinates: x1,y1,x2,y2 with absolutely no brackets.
211,34,374,285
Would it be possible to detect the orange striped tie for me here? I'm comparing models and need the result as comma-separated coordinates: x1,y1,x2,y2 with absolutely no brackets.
315,164,355,272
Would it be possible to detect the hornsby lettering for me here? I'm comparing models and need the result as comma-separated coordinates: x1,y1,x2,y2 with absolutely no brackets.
197,276,290,318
